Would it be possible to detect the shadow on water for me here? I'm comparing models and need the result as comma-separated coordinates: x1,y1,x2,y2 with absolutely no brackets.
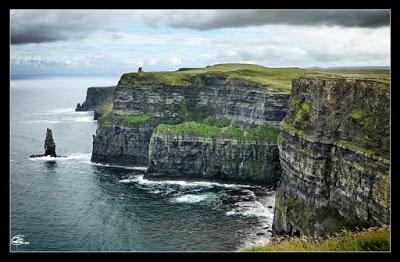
44,160,57,169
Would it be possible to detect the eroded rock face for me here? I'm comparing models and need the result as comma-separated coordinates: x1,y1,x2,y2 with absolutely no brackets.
113,75,289,128
272,78,390,237
92,74,289,167
91,118,162,165
147,132,281,185
75,86,115,114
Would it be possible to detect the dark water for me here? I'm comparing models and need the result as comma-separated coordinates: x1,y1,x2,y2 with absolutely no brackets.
10,76,275,252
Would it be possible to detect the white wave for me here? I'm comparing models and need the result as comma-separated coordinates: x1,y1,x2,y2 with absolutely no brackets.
225,201,272,218
119,178,135,183
50,108,76,114
171,193,215,203
29,155,64,161
63,116,93,123
149,189,162,194
91,162,148,171
29,152,91,162
24,120,60,124
67,153,92,160
128,175,250,189
241,189,256,199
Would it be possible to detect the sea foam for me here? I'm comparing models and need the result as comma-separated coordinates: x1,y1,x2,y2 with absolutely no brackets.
122,175,251,189
171,193,215,203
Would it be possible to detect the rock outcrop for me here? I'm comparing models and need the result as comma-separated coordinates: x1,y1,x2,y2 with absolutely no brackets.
30,128,63,158
147,125,281,185
272,78,390,237
75,86,116,119
91,117,162,165
44,128,56,157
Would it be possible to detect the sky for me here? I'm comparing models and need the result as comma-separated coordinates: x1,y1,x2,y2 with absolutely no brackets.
10,10,391,76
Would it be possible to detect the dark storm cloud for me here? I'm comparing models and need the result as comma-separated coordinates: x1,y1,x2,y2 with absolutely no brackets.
165,10,390,30
10,10,125,45
11,10,390,45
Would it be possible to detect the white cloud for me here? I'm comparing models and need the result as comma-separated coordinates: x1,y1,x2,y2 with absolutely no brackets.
10,17,390,75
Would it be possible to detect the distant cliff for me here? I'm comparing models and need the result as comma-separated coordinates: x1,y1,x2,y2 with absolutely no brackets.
273,77,390,236
76,86,115,119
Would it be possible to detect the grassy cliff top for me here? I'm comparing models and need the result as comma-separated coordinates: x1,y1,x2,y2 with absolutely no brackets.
240,227,390,252
118,63,389,93
155,121,279,143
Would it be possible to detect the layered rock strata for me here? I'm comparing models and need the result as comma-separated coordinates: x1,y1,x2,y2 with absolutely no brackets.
92,73,289,169
147,131,281,185
91,117,162,165
273,78,390,237
113,74,289,128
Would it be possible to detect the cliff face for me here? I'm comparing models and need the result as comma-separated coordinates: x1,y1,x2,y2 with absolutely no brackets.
273,78,390,236
147,130,281,184
76,86,116,119
91,117,162,165
114,74,289,128
92,72,289,170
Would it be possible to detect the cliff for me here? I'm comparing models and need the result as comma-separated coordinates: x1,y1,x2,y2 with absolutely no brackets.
92,117,162,165
76,86,116,119
113,72,290,128
147,122,281,184
273,77,390,237
91,64,298,169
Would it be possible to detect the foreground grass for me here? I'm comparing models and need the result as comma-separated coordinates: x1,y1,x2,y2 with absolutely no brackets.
155,121,279,143
240,227,390,252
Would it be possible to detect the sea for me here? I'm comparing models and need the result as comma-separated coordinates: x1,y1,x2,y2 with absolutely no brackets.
10,75,275,252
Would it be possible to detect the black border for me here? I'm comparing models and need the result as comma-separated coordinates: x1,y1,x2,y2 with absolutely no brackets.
3,3,397,259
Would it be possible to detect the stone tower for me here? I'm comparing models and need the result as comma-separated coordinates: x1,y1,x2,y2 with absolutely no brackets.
44,128,57,157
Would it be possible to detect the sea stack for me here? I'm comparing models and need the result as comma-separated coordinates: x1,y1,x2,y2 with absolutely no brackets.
30,128,59,158
44,128,57,157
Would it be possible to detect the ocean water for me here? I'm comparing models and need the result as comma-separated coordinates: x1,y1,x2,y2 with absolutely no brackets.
10,76,275,252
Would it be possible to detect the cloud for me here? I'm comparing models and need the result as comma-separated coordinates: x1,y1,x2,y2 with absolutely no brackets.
163,10,390,30
11,10,390,45
10,10,135,44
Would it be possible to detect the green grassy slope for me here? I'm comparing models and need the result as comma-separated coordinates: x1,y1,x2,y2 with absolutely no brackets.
155,121,279,143
240,227,390,252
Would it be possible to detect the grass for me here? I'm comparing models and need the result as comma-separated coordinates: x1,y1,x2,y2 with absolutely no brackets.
202,116,232,127
306,69,390,84
350,110,367,121
122,113,154,124
294,102,313,126
155,121,279,143
98,102,113,116
97,112,114,125
118,63,390,93
240,227,390,252
98,112,155,126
